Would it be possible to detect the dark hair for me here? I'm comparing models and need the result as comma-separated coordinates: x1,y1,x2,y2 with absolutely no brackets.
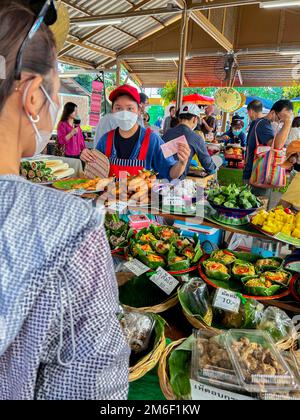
60,103,77,122
169,106,175,113
247,100,263,113
0,2,56,113
292,116,300,128
179,113,197,121
271,99,293,113
112,93,139,107
139,92,149,104
143,112,150,123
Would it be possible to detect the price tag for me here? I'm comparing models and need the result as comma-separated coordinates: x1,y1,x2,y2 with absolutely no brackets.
123,259,150,277
213,288,241,314
190,380,256,401
108,201,128,213
150,267,179,295
162,196,183,207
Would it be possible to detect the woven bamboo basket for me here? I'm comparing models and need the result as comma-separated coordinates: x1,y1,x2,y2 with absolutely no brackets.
123,293,179,314
129,314,166,382
158,338,187,400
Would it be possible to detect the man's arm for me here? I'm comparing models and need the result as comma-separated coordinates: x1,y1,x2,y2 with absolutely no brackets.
271,117,293,149
192,134,216,174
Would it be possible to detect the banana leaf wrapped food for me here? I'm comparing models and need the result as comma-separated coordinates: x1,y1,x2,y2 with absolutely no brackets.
242,275,282,297
263,270,292,286
232,260,256,280
167,245,190,271
255,257,283,272
151,225,179,241
211,249,236,266
202,259,230,281
143,253,166,270
105,214,128,235
151,241,170,255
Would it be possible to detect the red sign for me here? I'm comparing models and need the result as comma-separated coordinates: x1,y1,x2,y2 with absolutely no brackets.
89,80,103,127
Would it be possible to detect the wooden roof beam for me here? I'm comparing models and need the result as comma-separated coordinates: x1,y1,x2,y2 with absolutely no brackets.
190,11,233,52
65,37,116,58
58,56,97,69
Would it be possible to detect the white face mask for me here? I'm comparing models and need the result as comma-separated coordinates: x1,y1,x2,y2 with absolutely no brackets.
113,110,138,131
23,82,60,156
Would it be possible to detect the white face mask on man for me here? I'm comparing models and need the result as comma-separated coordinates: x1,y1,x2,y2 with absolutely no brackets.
23,81,60,156
112,110,138,131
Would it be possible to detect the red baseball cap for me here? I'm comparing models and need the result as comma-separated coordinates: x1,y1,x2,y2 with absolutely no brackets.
109,84,141,105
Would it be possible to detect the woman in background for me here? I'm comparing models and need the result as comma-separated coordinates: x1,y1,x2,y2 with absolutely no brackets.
57,102,86,159
286,116,300,146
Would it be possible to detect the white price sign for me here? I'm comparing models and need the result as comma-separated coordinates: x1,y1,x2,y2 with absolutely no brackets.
213,288,241,314
150,267,179,295
123,259,150,277
162,196,183,207
190,380,256,401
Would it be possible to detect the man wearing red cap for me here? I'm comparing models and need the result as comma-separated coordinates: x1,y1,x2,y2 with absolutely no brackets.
81,85,190,180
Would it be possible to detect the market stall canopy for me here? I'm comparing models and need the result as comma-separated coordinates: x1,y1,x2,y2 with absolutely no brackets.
56,0,300,88
181,94,215,106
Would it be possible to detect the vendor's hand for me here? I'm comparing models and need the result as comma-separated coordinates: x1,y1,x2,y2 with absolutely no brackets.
177,143,190,165
80,148,96,163
222,135,230,141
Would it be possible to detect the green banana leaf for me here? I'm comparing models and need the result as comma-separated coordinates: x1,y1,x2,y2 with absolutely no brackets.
168,258,191,272
233,251,261,264
191,241,203,264
232,260,256,280
241,275,282,297
181,247,196,260
174,238,192,251
263,270,292,287
202,259,230,281
119,275,176,307
168,336,194,400
135,228,157,244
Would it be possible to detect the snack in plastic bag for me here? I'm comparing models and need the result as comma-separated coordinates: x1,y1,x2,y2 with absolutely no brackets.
216,299,264,329
180,278,212,325
120,311,155,354
257,307,297,343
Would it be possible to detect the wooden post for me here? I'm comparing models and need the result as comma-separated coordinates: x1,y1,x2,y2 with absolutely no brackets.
116,59,121,87
176,11,189,109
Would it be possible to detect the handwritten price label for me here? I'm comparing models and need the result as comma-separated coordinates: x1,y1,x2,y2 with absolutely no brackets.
150,267,179,295
213,288,241,314
123,259,150,277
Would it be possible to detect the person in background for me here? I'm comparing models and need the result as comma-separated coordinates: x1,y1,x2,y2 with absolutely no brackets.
143,112,151,128
286,116,300,146
82,85,190,179
162,104,216,179
163,106,176,135
201,105,217,138
221,115,247,147
57,102,86,159
247,100,264,124
243,99,294,195
0,2,129,400
139,92,149,126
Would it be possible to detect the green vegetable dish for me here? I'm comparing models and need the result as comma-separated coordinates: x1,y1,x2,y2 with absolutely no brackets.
128,226,203,272
207,184,261,210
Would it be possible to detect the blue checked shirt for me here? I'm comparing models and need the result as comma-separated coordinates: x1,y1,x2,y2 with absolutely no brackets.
0,175,130,400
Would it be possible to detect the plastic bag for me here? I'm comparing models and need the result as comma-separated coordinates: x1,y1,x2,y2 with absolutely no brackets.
181,278,210,320
216,299,264,329
120,311,155,354
257,307,296,342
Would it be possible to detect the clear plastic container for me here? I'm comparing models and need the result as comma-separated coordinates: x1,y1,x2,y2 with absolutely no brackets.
191,329,244,392
261,352,300,400
225,330,296,393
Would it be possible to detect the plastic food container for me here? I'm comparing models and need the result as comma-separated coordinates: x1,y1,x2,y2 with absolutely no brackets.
191,330,244,392
225,330,296,393
261,352,300,400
